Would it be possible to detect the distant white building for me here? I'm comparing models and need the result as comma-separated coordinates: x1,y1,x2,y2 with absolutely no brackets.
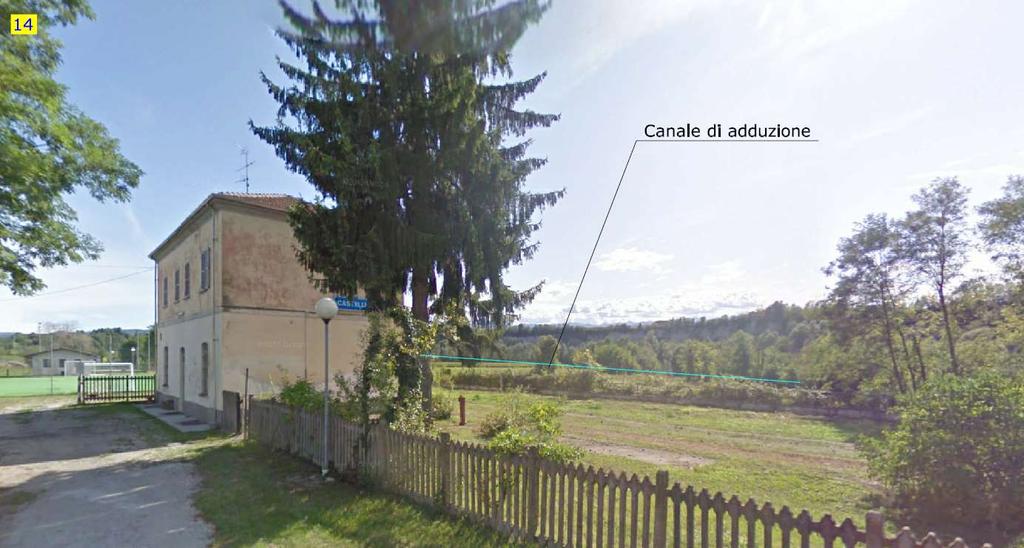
24,348,99,376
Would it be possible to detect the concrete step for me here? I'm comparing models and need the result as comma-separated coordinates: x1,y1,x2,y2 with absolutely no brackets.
137,404,214,433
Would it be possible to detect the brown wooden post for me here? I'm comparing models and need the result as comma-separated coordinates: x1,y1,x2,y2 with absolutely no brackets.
865,511,884,548
242,368,249,433
439,433,452,510
458,395,466,426
245,395,253,439
653,470,669,548
525,448,540,539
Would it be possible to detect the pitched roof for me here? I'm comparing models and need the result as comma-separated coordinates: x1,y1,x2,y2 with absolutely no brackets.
24,347,98,358
149,192,301,260
211,192,299,212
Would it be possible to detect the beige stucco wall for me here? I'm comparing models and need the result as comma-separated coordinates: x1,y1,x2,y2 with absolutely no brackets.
219,206,327,311
220,309,366,399
156,210,220,324
156,314,217,412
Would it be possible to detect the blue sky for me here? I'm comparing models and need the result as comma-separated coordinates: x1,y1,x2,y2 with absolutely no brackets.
3,0,1024,332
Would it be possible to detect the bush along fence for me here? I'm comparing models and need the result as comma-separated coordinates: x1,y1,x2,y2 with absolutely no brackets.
248,399,988,548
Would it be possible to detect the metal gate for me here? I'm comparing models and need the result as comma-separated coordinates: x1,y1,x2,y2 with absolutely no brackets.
78,375,156,403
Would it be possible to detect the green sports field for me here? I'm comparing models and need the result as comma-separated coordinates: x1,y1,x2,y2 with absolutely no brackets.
0,375,79,397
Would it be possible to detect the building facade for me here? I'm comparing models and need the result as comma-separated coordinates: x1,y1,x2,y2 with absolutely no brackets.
150,193,367,424
24,348,98,376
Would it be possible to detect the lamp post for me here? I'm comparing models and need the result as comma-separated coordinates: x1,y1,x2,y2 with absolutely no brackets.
314,297,338,479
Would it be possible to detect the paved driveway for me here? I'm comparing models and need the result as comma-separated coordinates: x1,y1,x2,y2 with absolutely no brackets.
0,399,212,547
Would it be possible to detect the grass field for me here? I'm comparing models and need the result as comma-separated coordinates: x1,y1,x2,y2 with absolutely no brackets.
436,388,884,527
0,375,79,397
0,364,31,377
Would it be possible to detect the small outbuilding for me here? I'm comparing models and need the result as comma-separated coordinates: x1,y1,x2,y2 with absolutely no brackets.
24,348,99,376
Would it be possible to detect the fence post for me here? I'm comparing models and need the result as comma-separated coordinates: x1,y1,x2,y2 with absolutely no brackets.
653,470,669,548
245,395,253,439
439,433,452,510
865,511,884,548
526,447,540,538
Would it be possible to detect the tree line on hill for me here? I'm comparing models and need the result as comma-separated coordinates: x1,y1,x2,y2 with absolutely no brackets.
443,176,1024,409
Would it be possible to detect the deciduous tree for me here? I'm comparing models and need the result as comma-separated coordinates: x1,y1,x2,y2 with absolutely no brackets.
978,175,1024,280
825,214,914,392
899,178,970,374
0,0,142,294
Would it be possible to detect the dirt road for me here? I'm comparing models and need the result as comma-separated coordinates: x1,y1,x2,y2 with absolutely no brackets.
0,398,212,548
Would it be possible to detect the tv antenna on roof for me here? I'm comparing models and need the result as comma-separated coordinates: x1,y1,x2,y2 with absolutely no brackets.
236,147,255,193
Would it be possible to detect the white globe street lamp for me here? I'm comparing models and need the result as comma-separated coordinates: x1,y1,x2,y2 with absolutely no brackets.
314,297,338,478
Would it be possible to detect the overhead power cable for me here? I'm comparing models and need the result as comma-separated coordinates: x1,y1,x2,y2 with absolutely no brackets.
0,268,153,302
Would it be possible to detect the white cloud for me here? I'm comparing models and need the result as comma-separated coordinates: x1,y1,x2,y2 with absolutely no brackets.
594,247,673,273
906,162,1024,188
541,0,715,93
848,105,935,144
700,260,746,285
755,0,919,59
518,261,763,325
519,287,764,326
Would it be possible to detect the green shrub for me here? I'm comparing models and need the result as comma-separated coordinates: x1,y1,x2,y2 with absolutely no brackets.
392,388,433,435
864,372,1024,534
278,378,322,411
477,393,582,464
431,391,454,420
550,368,599,392
477,392,526,438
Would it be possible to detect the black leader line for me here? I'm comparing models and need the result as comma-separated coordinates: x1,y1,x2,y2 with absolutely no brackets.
548,140,639,365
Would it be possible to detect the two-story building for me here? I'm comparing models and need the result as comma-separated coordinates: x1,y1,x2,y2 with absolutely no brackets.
149,192,367,425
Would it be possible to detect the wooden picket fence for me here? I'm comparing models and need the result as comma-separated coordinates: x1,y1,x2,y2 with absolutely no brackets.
78,374,156,403
247,399,988,548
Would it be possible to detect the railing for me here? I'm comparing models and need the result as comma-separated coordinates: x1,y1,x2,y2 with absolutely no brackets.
77,375,156,403
248,399,989,548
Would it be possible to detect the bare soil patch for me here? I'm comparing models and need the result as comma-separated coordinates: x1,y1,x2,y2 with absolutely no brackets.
565,435,713,469
0,399,213,548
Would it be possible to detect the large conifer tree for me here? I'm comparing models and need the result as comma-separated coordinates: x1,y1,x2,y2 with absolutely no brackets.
253,0,561,407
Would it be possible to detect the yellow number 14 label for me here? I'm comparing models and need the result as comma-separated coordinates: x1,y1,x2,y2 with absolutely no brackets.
11,14,38,35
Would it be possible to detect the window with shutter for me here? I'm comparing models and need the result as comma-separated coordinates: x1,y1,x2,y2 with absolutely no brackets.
200,248,211,291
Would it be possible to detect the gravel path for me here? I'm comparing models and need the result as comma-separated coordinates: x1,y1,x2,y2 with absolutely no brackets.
0,399,212,548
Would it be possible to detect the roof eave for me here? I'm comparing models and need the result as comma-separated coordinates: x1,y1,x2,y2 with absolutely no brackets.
149,194,300,261
148,195,219,261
